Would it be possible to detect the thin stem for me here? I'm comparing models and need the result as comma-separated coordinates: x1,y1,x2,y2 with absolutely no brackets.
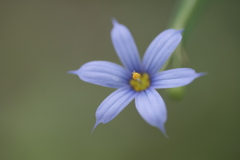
161,0,207,71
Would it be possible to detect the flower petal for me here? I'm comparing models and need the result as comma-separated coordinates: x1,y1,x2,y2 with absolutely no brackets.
135,88,167,136
69,61,131,88
93,87,137,130
142,29,183,75
151,68,206,89
111,19,142,72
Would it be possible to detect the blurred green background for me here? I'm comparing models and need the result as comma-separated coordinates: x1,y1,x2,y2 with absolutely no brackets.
1,0,240,159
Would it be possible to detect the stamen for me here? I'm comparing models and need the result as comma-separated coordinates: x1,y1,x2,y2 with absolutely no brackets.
130,73,150,92
132,71,141,80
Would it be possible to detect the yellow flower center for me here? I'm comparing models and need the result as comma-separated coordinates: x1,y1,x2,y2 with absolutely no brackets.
130,72,150,92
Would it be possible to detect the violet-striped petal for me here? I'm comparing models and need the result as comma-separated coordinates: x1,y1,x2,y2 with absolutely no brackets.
142,29,182,75
68,61,131,88
111,19,142,72
151,68,206,89
93,87,137,130
135,88,167,136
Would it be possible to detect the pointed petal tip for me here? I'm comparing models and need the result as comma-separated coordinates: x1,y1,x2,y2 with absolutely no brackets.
173,29,184,35
111,18,118,26
67,70,77,75
170,28,184,34
198,72,207,77
162,129,169,138
159,125,169,138
178,29,184,34
164,133,169,138
91,121,100,133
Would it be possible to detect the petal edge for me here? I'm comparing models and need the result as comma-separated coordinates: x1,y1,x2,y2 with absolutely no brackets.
70,61,131,88
135,88,168,136
151,68,206,89
111,20,142,72
93,87,136,130
143,29,183,75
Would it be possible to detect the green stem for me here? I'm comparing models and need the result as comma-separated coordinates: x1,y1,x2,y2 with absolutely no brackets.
161,0,207,71
169,0,201,29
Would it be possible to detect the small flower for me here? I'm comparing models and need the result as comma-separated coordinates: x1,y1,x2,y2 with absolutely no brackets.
69,19,205,136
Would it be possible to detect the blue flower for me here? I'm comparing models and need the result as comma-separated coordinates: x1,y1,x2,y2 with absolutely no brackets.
69,19,205,136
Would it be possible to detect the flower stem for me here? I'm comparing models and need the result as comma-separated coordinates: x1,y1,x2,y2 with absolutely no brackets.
161,0,207,71
162,0,207,100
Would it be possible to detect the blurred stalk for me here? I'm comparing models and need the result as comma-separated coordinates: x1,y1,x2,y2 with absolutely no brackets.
168,0,206,37
162,0,207,100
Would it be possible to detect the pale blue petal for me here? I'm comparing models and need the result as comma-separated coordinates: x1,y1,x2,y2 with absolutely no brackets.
111,19,142,72
69,61,131,88
93,87,137,130
151,68,206,89
142,29,182,75
135,88,167,136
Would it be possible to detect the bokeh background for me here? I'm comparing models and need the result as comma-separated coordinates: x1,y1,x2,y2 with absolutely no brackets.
1,0,240,159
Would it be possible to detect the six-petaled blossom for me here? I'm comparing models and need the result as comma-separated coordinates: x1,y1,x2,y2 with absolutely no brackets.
69,19,205,136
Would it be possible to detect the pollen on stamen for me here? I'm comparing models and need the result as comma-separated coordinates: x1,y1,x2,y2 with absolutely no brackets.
132,71,141,80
